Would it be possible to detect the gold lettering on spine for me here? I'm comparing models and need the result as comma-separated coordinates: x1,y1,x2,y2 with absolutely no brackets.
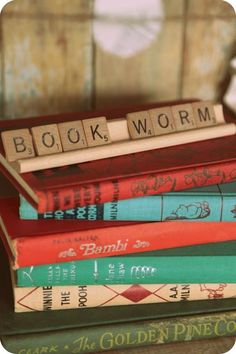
215,319,227,336
190,324,202,337
100,332,114,350
226,320,236,334
202,323,213,336
173,323,186,341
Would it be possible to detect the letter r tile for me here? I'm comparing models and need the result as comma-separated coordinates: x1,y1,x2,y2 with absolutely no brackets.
1,128,35,162
171,104,196,131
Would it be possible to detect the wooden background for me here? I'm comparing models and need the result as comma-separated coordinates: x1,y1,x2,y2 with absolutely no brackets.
0,0,235,119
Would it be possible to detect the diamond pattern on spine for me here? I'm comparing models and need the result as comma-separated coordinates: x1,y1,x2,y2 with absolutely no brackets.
121,285,153,302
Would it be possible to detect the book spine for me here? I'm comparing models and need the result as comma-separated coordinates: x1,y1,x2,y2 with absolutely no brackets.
13,221,236,268
14,283,236,312
37,161,236,212
20,186,236,221
3,311,236,353
16,256,236,287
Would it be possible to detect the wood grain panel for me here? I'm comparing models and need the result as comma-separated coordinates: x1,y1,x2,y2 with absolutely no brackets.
162,0,185,17
2,0,91,16
1,2,93,118
3,0,186,18
182,18,236,101
187,0,236,16
95,20,184,109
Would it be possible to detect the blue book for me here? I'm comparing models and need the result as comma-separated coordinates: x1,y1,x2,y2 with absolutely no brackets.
19,181,236,222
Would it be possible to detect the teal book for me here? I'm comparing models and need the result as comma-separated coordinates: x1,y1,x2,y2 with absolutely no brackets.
19,181,236,222
16,241,236,287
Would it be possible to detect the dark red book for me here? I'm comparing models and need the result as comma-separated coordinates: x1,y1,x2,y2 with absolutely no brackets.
1,101,236,213
2,197,236,268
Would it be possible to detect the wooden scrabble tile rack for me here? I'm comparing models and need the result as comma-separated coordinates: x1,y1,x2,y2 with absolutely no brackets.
1,101,235,173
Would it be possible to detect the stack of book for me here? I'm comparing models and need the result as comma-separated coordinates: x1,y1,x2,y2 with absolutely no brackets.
1,100,236,354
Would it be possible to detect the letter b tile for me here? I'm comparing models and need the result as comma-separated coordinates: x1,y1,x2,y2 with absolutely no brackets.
1,128,35,162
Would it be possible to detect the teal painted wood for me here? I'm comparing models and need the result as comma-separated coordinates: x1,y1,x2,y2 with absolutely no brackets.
19,182,236,222
17,255,236,287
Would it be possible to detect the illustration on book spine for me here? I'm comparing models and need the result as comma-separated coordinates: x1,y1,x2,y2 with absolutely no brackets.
166,201,210,220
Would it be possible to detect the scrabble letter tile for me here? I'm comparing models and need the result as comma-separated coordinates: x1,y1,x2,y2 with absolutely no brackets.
58,121,87,151
149,107,176,136
82,117,111,147
171,103,196,131
1,128,35,162
192,101,217,128
126,110,154,139
31,124,63,156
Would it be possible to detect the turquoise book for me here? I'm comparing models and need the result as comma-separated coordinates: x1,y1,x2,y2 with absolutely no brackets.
17,254,236,287
19,182,236,222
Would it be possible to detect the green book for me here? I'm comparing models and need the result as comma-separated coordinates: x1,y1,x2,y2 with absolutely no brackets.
16,240,236,287
3,308,236,354
2,239,236,353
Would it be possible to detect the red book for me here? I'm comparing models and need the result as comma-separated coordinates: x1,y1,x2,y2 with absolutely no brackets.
0,101,236,213
2,197,236,268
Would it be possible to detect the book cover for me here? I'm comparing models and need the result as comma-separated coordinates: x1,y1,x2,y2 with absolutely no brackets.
13,282,236,312
2,236,236,340
2,309,236,354
15,254,236,287
1,101,236,213
3,197,236,268
16,240,236,286
14,241,236,287
19,181,236,222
